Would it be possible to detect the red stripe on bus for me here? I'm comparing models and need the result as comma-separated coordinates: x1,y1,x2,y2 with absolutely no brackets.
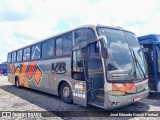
122,83,127,87
34,67,42,85
10,64,15,74
26,61,38,80
129,84,134,90
19,62,29,86
112,83,120,90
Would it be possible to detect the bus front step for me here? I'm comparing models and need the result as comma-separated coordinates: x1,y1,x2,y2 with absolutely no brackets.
90,94,104,107
90,102,104,108
96,95,104,102
99,88,104,96
90,95,104,107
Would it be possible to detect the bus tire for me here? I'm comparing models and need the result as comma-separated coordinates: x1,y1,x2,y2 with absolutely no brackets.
60,82,73,104
15,77,20,88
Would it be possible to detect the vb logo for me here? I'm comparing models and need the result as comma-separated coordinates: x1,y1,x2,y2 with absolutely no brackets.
51,62,66,74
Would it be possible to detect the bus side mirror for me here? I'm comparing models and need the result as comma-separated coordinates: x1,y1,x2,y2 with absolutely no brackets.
82,47,87,58
101,45,108,58
98,36,108,58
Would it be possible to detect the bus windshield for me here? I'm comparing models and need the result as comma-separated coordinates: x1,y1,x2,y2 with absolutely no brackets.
123,32,146,80
97,27,146,81
98,28,134,80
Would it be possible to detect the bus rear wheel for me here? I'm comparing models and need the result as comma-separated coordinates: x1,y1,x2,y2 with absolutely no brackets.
15,77,20,88
60,82,73,104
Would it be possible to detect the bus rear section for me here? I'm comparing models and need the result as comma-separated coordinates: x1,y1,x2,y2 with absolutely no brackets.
0,64,7,76
138,34,160,93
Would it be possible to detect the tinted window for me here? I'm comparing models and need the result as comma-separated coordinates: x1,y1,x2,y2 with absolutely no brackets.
23,47,30,61
31,44,41,59
74,28,96,46
63,33,72,55
12,52,16,62
73,50,83,72
56,38,63,56
7,53,11,63
17,50,22,62
42,39,55,59
47,40,54,57
42,42,48,58
56,32,72,56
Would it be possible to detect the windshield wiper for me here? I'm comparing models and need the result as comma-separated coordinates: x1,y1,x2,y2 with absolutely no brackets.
130,48,146,79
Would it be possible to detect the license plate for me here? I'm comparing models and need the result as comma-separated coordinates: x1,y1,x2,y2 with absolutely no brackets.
134,96,140,101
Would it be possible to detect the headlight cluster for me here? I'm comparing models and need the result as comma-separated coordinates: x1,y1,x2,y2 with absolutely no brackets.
108,90,125,96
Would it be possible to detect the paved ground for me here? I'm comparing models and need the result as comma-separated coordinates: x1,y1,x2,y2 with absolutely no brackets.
0,76,160,120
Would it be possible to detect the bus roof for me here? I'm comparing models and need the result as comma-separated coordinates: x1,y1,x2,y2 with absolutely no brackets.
137,34,160,45
138,34,160,41
8,24,135,54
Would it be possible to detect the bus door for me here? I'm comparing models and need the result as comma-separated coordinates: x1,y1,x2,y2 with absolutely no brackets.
71,48,88,106
85,42,105,107
71,41,105,107
155,44,160,92
144,44,156,91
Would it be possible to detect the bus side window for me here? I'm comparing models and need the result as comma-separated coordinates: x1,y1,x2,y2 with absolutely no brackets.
63,33,72,56
23,47,30,61
72,50,84,80
17,50,22,62
75,29,87,46
56,38,63,56
31,44,41,60
7,53,11,63
74,28,96,46
11,52,16,63
42,42,48,58
42,39,54,58
47,39,54,57
56,32,72,57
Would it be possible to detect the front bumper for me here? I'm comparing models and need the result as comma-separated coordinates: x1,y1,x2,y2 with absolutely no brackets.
104,89,149,110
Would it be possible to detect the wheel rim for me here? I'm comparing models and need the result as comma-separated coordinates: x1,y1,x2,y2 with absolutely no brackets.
63,86,70,98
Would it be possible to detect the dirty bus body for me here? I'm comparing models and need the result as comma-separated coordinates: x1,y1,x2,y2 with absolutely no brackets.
7,25,149,109
138,34,160,93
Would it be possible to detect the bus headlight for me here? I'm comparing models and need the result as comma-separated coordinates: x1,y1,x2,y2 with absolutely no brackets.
108,90,125,96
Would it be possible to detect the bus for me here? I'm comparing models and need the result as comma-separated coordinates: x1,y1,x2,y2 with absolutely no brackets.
0,64,7,76
7,25,149,109
138,34,160,93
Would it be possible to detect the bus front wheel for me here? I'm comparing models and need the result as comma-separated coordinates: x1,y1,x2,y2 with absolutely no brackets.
60,82,73,104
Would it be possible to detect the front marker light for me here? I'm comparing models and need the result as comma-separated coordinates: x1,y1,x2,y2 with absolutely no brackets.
108,90,125,96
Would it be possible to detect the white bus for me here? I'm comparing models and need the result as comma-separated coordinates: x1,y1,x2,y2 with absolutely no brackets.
7,25,149,109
